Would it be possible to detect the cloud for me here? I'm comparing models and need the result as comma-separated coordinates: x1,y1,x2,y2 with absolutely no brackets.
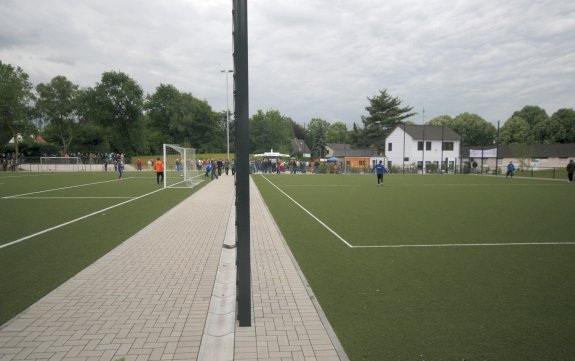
1,0,574,127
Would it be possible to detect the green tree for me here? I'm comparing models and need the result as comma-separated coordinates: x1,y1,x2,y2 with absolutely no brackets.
71,122,110,154
306,118,329,158
35,76,79,156
426,115,454,126
249,109,294,154
361,89,415,154
0,62,35,158
182,93,224,153
145,84,182,145
548,108,575,143
145,84,223,153
451,113,496,146
289,118,305,140
511,106,550,143
499,116,532,144
82,71,145,155
327,121,348,143
349,122,368,147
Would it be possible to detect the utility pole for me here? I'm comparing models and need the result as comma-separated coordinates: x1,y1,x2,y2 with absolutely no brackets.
221,69,233,162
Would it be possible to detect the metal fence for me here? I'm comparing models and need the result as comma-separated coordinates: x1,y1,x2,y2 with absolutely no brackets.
2,157,116,172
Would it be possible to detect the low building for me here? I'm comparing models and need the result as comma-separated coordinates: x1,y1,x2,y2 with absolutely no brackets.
385,125,462,172
462,143,575,173
325,143,376,172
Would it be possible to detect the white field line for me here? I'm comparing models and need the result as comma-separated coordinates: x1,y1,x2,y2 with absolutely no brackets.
261,175,353,248
353,242,575,248
9,196,136,199
2,178,134,199
259,175,575,250
0,187,164,250
282,183,568,187
166,174,205,188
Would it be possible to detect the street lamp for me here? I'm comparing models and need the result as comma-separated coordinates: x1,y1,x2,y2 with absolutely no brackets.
221,69,233,162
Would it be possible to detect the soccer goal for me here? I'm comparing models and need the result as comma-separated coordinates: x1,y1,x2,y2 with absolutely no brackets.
40,157,85,172
163,144,202,188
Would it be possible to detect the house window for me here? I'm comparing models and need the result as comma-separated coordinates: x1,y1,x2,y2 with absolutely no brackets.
404,157,409,162
442,142,454,151
359,160,366,166
426,141,431,151
418,141,423,151
388,142,392,151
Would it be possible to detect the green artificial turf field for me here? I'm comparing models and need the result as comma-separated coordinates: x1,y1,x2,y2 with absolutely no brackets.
0,171,206,326
252,173,575,361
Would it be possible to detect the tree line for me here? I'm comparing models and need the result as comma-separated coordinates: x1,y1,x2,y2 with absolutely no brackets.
2,61,574,160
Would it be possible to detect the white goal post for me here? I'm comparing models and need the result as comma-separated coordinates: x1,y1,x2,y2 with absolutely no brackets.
163,144,202,188
40,157,85,172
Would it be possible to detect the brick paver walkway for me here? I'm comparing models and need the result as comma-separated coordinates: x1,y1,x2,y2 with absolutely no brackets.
0,175,347,361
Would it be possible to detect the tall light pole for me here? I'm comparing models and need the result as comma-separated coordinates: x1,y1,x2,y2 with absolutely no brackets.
221,69,233,161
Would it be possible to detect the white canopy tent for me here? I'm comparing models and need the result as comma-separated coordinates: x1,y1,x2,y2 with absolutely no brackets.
253,149,290,158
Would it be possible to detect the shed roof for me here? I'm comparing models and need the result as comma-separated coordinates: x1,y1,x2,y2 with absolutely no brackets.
291,138,311,154
394,124,462,141
327,143,374,157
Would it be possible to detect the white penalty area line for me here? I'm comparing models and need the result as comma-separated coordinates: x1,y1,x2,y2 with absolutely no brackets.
259,175,575,250
261,175,354,248
0,187,164,250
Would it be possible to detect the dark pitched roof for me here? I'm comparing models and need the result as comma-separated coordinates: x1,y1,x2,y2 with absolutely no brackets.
396,124,461,141
291,138,310,154
461,143,575,158
327,143,374,157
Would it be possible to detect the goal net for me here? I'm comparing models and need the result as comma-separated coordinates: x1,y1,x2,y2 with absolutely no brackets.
163,144,202,188
40,157,85,172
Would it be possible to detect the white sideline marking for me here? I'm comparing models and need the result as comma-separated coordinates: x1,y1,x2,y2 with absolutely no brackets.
0,187,164,250
261,175,353,248
354,242,575,248
259,175,575,250
2,178,131,199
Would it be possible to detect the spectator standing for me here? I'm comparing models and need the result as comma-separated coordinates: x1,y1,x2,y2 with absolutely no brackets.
211,160,219,180
567,160,575,182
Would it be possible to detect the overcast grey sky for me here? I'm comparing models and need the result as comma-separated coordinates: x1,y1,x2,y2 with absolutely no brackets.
1,0,574,127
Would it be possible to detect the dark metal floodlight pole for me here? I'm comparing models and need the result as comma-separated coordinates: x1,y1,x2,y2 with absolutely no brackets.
233,0,251,327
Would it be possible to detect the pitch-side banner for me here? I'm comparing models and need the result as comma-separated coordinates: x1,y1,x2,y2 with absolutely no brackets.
469,148,498,158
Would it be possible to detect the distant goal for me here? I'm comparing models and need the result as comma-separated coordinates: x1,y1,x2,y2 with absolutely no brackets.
163,144,202,188
40,157,85,172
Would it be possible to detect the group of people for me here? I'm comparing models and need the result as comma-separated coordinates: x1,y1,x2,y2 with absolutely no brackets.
115,156,165,183
102,153,575,185
506,160,575,182
203,159,236,179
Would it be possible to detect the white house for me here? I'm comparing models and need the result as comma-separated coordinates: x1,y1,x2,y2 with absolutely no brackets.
385,124,462,172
